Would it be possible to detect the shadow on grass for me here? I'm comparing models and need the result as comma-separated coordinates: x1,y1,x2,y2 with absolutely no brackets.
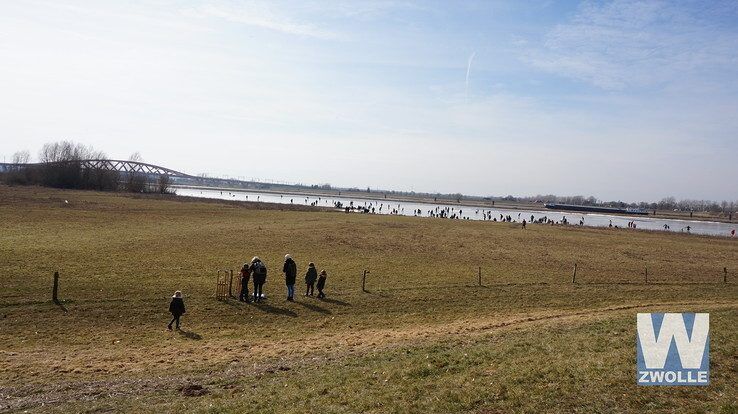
219,298,298,317
53,299,68,312
318,297,351,306
359,290,391,298
294,300,331,314
178,329,202,340
221,298,252,309
252,302,298,317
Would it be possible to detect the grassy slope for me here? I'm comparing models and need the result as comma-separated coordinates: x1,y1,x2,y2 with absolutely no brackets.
0,186,736,413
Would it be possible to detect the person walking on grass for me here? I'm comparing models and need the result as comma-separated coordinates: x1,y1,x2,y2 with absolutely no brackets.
283,254,297,301
316,270,327,299
305,262,318,296
167,291,185,330
239,263,250,302
250,256,267,302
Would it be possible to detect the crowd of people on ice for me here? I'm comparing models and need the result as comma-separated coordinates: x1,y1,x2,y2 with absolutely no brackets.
167,254,328,330
208,190,735,237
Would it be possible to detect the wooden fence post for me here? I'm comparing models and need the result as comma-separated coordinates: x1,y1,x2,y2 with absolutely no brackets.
215,271,220,299
228,269,233,297
572,263,577,284
52,271,59,302
362,269,369,292
215,270,228,300
725,267,728,283
645,267,648,284
478,266,482,286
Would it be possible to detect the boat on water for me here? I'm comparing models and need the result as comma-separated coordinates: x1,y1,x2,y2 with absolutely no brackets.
544,203,649,215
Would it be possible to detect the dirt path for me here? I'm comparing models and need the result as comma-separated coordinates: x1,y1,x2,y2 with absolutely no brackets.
2,300,735,412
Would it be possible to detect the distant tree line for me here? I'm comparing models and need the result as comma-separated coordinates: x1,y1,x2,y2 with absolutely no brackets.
4,141,732,215
511,194,736,215
1,141,171,194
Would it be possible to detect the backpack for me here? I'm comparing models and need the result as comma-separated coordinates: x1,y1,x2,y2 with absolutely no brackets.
254,262,267,278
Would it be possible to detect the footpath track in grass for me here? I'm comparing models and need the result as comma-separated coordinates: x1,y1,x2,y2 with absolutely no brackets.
3,301,736,413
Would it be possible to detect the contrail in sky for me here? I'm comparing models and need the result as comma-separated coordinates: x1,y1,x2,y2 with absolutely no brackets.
465,51,476,101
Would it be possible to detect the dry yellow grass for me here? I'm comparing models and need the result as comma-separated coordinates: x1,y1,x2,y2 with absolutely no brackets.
0,185,736,413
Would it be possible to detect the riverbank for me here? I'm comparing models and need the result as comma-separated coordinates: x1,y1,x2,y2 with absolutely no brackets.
172,184,735,224
174,186,736,237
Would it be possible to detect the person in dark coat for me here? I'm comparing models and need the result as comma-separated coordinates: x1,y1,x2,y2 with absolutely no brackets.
249,256,267,302
316,270,327,299
305,262,318,296
282,254,297,301
168,290,185,330
239,263,250,302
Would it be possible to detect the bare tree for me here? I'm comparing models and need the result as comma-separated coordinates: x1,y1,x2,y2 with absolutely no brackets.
125,172,147,193
39,141,102,163
35,141,117,190
157,174,171,194
3,150,33,184
12,150,30,164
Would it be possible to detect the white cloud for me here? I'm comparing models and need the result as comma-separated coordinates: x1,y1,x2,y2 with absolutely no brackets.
185,1,339,39
526,0,738,89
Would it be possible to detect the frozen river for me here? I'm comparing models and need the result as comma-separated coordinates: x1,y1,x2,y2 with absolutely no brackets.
175,187,736,238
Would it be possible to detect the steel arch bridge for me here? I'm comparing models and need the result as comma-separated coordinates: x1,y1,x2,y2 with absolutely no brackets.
0,159,194,178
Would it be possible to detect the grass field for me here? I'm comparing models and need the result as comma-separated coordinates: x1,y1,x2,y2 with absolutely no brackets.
0,185,736,413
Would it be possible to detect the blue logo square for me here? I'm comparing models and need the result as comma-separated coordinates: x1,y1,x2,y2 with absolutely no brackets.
636,313,709,386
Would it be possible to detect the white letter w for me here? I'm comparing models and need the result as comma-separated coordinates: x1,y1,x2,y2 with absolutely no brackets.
637,313,709,369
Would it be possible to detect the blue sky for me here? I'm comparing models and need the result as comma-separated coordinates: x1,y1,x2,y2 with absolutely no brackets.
1,0,737,202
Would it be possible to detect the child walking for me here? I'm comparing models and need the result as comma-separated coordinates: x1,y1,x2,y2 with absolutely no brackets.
316,270,327,299
168,290,186,330
305,262,318,296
